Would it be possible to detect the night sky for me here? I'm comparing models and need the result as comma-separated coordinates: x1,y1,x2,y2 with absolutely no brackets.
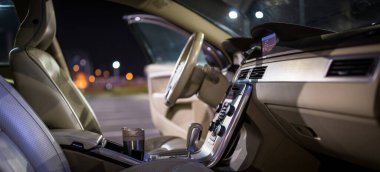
53,0,148,77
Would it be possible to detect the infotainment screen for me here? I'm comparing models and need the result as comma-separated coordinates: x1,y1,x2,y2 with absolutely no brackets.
261,33,277,56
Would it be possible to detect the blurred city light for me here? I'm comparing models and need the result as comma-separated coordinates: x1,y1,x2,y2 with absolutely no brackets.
134,17,141,21
74,72,88,89
73,64,80,72
95,69,102,77
103,70,110,77
255,11,264,19
79,59,87,66
89,75,96,83
112,61,120,69
228,10,238,19
105,83,113,90
125,72,134,80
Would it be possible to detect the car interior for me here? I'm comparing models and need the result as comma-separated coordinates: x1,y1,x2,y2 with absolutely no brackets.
1,0,380,172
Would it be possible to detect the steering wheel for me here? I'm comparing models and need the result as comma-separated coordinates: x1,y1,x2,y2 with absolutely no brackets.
165,32,204,107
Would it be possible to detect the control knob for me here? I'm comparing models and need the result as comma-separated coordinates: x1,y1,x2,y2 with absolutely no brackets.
215,103,223,113
225,104,235,116
215,125,226,137
208,121,215,131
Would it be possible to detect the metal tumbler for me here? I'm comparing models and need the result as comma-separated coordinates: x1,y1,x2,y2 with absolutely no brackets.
122,127,145,160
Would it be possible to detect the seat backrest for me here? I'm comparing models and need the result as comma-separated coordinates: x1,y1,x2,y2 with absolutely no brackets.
0,75,70,172
10,0,102,134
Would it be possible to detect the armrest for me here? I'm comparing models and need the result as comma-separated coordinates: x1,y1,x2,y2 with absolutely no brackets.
51,129,105,150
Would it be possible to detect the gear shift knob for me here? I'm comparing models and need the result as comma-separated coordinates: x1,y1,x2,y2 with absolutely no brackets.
187,123,202,158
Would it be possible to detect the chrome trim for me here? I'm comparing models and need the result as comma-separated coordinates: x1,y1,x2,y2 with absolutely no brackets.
192,84,252,167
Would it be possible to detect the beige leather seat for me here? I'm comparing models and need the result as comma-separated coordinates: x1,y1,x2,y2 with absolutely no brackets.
10,0,185,152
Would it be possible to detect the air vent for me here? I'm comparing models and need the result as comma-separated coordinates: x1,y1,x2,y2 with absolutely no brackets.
249,66,267,79
326,58,376,77
238,69,250,80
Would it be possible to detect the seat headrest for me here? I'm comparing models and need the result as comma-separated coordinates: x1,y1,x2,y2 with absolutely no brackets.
14,0,56,50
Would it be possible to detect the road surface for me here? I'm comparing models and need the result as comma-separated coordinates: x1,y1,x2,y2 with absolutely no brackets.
87,94,160,144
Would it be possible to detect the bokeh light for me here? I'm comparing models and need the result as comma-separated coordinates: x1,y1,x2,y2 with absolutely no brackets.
73,64,80,72
79,59,87,66
89,75,95,83
95,69,102,77
103,70,110,77
112,61,120,69
125,72,133,80
74,72,88,89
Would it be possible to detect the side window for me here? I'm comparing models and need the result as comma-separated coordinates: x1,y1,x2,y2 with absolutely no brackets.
133,22,206,64
126,15,228,68
0,0,19,64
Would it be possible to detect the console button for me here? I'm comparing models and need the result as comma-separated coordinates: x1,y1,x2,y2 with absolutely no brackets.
214,119,221,126
225,104,235,116
223,102,230,107
208,121,215,131
216,125,226,137
216,103,223,113
212,128,217,137
218,113,226,120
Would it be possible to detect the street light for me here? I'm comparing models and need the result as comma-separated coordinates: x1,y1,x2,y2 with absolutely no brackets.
112,61,120,84
112,61,120,69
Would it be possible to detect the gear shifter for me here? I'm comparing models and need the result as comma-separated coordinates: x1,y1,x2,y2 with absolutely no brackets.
187,123,202,158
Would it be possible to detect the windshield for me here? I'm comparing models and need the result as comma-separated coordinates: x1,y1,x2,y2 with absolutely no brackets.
177,0,380,36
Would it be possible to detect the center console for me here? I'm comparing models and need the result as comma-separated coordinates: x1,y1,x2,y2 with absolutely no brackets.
193,83,252,167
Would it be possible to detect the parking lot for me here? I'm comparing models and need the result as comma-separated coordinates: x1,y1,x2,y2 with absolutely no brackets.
87,94,160,144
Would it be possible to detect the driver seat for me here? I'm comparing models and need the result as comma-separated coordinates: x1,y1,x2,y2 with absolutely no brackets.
10,0,185,152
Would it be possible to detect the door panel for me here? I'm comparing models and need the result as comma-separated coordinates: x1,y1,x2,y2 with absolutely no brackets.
145,64,212,139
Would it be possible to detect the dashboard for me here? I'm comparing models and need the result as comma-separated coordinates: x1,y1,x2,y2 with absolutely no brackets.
226,23,380,170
